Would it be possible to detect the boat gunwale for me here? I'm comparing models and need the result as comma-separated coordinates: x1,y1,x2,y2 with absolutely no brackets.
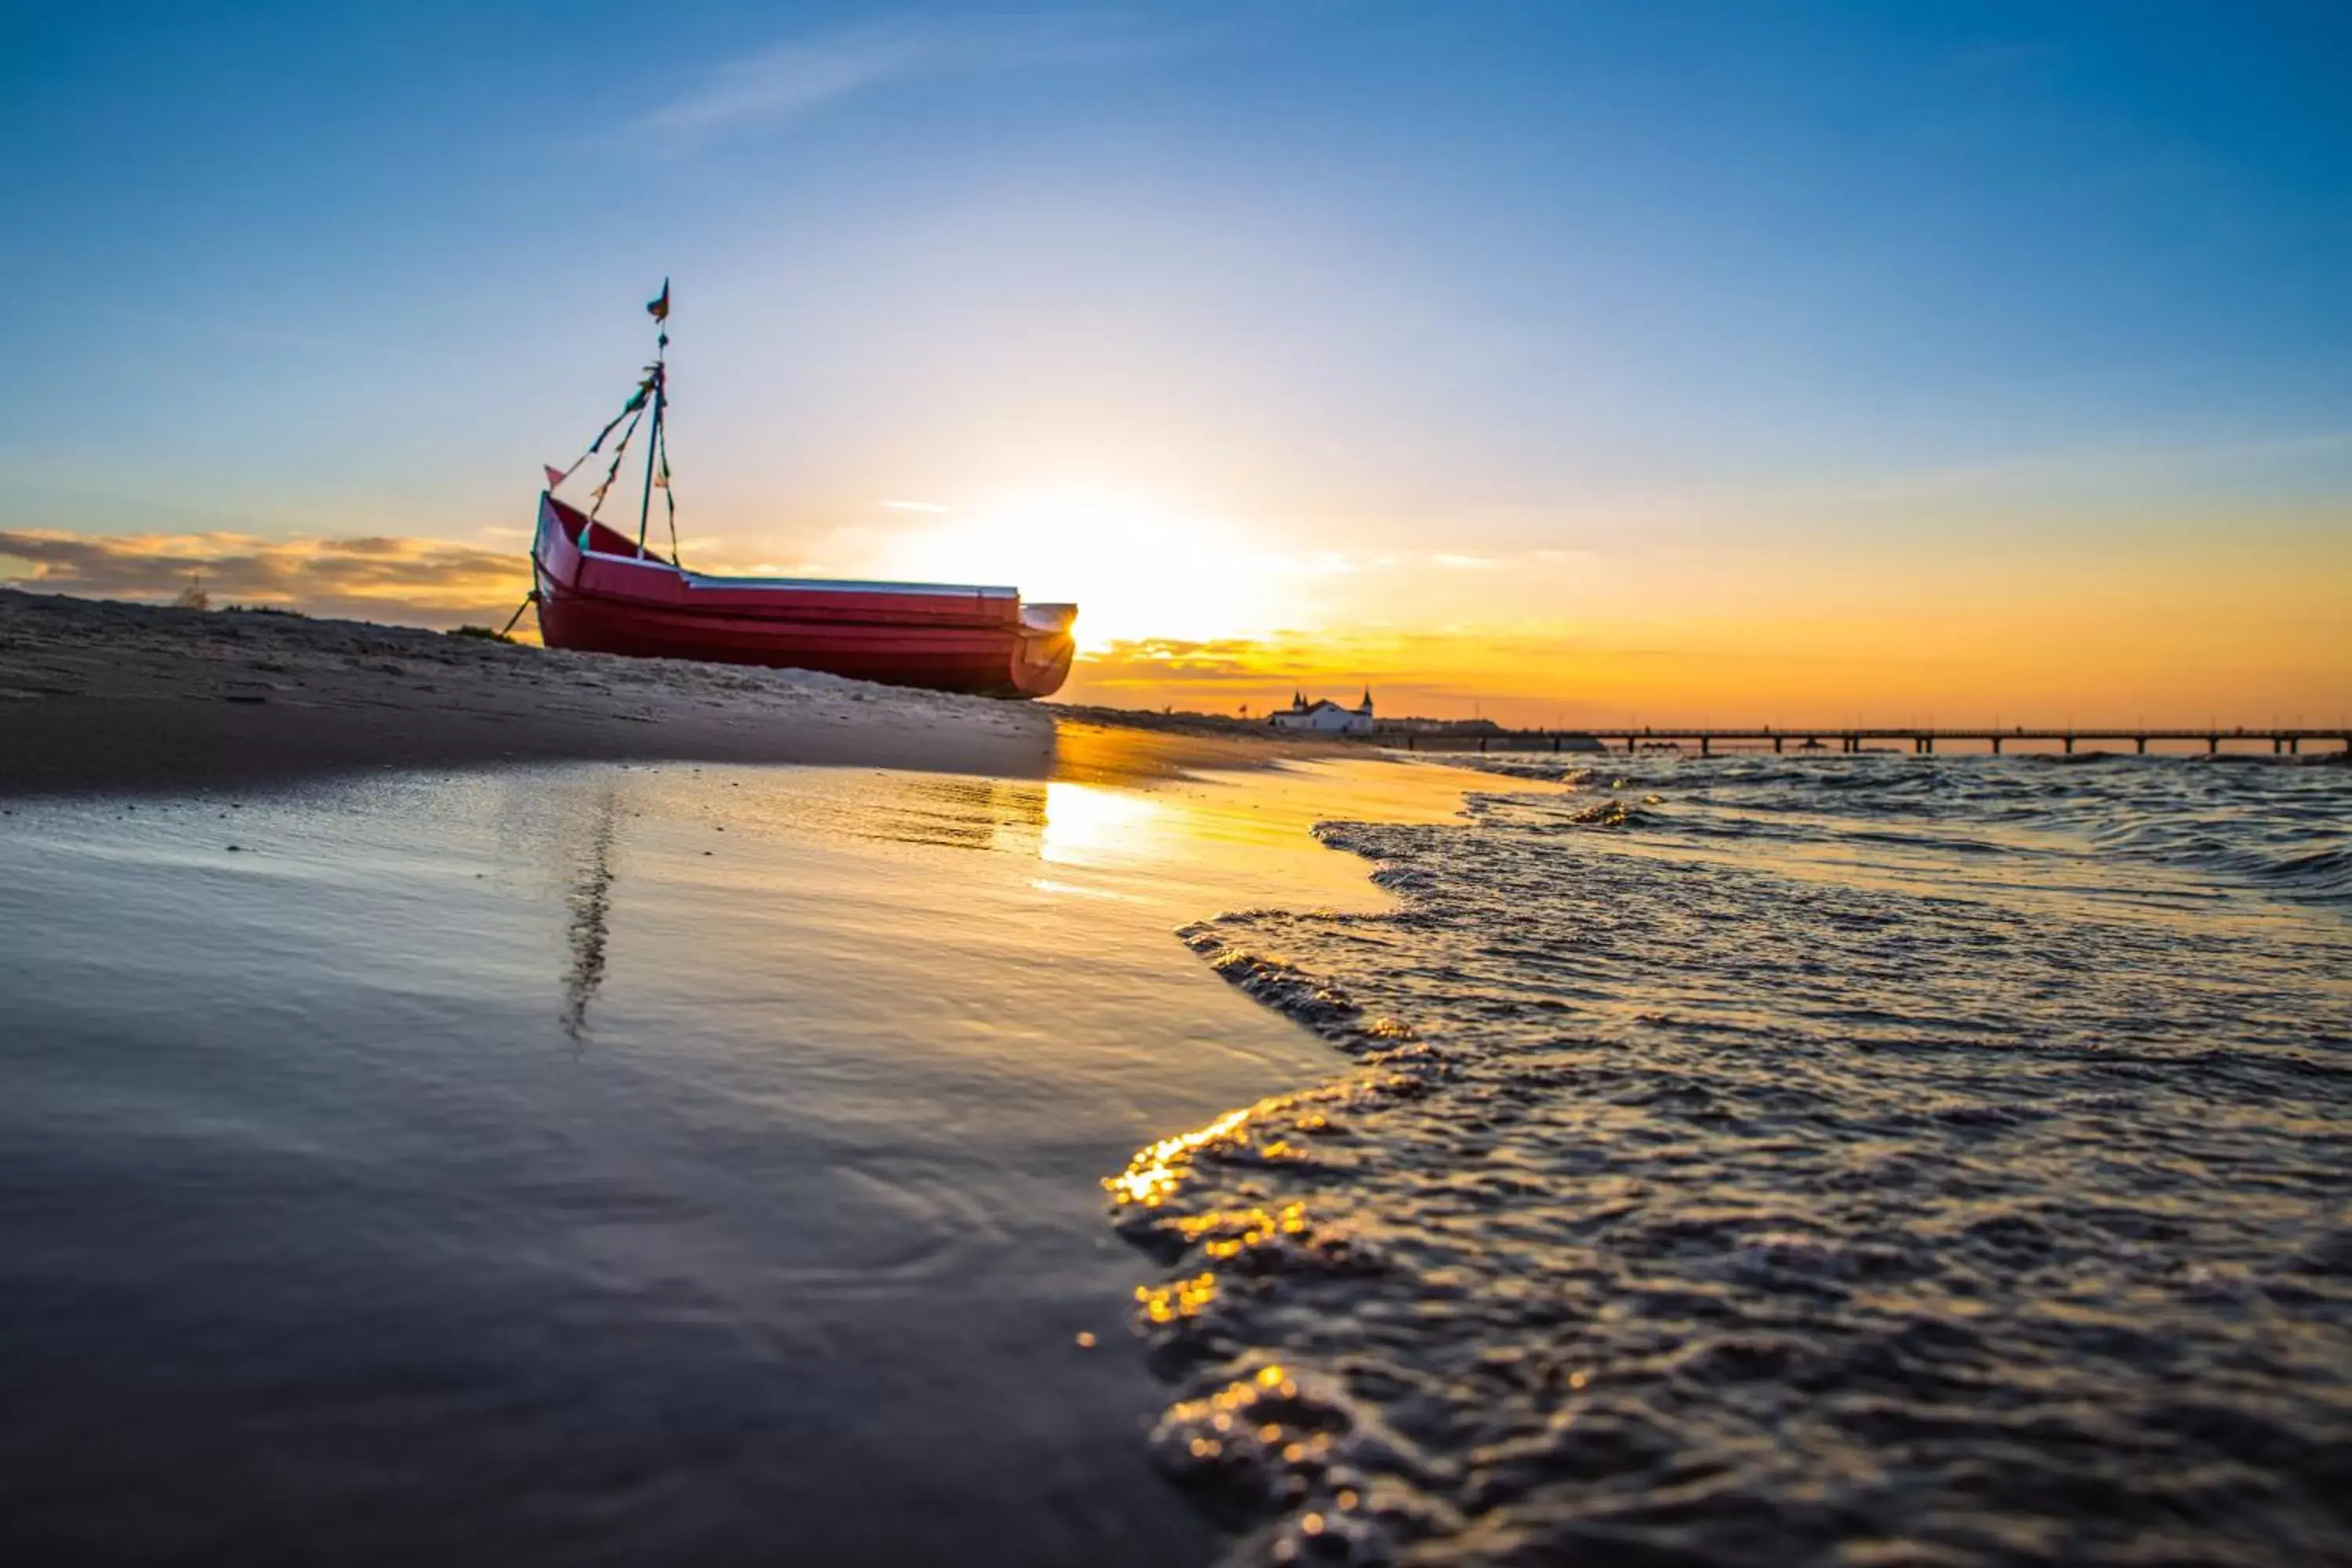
540,495,1019,603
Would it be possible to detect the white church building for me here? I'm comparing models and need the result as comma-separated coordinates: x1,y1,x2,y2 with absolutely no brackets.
1269,688,1375,735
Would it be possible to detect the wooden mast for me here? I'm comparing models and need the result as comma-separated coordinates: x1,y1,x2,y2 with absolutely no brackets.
637,280,669,556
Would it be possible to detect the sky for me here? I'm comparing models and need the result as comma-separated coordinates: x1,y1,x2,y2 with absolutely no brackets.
1,0,2346,725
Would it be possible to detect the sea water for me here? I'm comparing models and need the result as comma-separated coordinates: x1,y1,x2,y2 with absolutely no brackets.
7,749,2347,1566
1116,752,2352,1565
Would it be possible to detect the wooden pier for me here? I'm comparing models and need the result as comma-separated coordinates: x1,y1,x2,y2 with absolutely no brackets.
1391,727,2352,757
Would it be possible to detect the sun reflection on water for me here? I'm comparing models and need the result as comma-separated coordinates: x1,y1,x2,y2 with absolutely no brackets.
1039,779,1160,867
1103,1107,1253,1209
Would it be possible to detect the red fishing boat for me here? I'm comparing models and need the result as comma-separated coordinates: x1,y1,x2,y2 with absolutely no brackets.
526,285,1076,699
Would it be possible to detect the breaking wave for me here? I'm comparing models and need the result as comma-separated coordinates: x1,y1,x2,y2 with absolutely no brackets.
1112,754,2352,1565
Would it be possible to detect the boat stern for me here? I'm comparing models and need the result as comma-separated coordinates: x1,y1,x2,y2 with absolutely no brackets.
1009,602,1077,699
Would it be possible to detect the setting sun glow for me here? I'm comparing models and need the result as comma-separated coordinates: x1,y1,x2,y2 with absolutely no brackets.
867,496,1287,652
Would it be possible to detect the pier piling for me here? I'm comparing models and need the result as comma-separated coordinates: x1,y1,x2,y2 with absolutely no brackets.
1379,727,2342,759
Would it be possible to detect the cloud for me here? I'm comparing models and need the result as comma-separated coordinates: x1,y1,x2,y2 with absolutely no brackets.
1073,636,1276,687
638,14,1174,142
1069,631,1447,695
0,530,528,626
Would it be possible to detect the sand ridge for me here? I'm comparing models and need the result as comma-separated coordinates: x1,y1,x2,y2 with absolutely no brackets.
0,589,1360,796
0,588,1061,794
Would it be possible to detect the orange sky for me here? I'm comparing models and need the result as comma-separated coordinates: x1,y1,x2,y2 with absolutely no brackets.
1054,528,2351,728
6,503,2344,728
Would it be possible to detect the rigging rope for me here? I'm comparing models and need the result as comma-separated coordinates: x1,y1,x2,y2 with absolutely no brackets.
554,293,681,564
657,394,680,564
560,368,657,515
586,399,647,519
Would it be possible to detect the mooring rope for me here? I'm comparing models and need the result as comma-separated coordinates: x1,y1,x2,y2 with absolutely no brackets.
499,589,539,637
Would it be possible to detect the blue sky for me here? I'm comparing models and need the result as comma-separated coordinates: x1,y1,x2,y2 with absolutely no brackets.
2,2,2346,717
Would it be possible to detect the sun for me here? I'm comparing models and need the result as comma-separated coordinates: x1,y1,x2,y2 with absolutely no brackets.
866,494,1284,652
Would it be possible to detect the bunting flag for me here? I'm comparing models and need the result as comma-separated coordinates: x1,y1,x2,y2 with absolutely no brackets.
587,403,647,519
572,372,657,468
564,288,674,538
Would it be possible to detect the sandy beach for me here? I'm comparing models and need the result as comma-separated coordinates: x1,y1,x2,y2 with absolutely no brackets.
0,588,1084,794
0,587,1481,1566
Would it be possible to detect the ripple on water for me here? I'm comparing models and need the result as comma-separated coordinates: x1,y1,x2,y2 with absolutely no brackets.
1112,757,2352,1565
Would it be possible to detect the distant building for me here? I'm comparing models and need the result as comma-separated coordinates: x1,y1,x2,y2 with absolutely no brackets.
1270,688,1375,735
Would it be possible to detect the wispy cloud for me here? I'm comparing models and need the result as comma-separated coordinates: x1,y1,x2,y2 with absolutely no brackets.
638,14,1178,143
0,530,526,626
1074,636,1276,684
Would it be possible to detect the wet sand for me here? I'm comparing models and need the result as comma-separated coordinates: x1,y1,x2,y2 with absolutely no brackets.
0,589,1490,1565
0,757,1488,1566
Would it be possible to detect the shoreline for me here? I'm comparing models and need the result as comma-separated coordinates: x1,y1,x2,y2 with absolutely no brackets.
0,585,1498,1564
0,743,1490,1566
0,588,1343,797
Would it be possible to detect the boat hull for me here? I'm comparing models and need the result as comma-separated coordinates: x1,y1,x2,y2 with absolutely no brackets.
530,495,1074,699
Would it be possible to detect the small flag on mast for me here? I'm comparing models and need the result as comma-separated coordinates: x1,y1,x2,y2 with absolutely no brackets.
647,280,670,322
544,464,567,491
